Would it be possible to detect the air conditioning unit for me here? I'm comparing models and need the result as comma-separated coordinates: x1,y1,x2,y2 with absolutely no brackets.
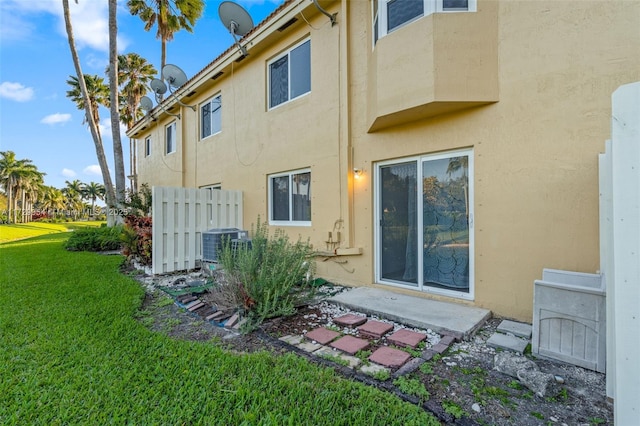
202,228,246,262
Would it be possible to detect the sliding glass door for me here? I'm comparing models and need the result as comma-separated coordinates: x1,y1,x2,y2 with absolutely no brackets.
376,150,473,298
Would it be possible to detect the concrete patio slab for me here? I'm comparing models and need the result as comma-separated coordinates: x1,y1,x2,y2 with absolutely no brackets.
329,287,491,340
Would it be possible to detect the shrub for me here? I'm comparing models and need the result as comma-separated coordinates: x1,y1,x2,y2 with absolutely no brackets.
121,215,152,265
64,224,123,252
217,217,315,329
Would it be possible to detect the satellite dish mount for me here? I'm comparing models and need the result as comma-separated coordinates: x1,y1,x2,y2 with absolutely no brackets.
219,1,254,57
144,64,195,119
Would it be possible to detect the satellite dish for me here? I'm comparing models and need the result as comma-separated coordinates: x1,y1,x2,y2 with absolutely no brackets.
218,1,254,56
140,96,153,112
219,1,254,36
150,79,167,95
162,64,188,90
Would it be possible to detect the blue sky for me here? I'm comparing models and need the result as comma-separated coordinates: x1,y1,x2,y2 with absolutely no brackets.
0,0,282,190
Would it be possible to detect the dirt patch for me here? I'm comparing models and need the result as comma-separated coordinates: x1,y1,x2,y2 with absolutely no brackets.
132,272,612,426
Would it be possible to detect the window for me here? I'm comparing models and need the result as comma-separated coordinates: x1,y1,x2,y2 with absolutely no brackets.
201,95,222,139
144,136,151,157
268,169,311,225
268,39,311,109
374,0,476,43
166,122,176,154
375,149,474,299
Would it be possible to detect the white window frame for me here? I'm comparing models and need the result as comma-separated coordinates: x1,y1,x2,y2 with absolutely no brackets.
268,168,312,226
165,121,176,155
144,136,151,157
200,94,222,140
267,38,311,110
374,148,475,300
375,0,477,42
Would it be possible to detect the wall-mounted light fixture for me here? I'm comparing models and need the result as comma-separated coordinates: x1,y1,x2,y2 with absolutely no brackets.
353,168,363,179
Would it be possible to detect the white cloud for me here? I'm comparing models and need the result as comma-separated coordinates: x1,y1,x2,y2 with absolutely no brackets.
0,82,34,102
41,113,72,125
1,0,111,52
61,168,76,178
83,165,102,176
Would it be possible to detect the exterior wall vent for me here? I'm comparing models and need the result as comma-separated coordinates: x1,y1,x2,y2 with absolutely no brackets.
212,71,224,80
278,17,298,32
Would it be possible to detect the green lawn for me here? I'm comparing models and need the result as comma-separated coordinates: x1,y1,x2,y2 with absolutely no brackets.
0,221,104,243
0,232,438,425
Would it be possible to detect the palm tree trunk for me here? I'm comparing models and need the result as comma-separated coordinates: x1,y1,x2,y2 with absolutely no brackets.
108,0,126,208
62,0,117,222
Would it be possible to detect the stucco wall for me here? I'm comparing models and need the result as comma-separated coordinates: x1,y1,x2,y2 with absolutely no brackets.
133,0,640,321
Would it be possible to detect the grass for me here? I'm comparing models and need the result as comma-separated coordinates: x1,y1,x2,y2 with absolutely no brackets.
0,221,104,243
0,231,439,425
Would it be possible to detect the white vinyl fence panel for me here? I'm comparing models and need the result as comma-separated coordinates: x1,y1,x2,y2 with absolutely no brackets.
599,81,640,423
152,187,243,274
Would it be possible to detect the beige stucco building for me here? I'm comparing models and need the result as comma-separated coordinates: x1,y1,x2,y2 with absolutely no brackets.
127,0,640,322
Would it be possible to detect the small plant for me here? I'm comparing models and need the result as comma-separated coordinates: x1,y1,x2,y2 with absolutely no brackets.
530,411,545,420
121,215,152,265
325,324,341,332
419,362,434,375
64,224,123,252
442,400,466,419
355,349,372,365
154,297,174,308
319,353,350,367
589,417,606,425
507,380,523,390
399,345,422,358
370,369,390,381
393,376,430,402
217,217,316,330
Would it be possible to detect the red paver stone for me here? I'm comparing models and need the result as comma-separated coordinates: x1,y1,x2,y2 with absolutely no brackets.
387,329,427,348
329,335,370,355
369,346,412,368
333,314,367,327
305,327,341,345
357,320,394,339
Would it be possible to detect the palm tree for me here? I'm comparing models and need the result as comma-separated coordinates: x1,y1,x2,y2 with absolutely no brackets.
127,0,204,74
40,186,66,218
113,53,157,192
62,0,117,221
19,169,45,223
0,151,40,223
107,0,126,206
115,53,157,130
84,181,106,213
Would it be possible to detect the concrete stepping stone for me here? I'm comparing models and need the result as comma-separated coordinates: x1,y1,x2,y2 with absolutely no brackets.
224,314,239,328
184,300,201,310
305,327,341,345
487,332,529,354
297,341,322,353
330,335,370,355
497,319,532,339
279,335,303,346
369,346,412,368
357,320,394,339
360,363,390,376
333,313,367,327
387,329,427,348
315,347,361,369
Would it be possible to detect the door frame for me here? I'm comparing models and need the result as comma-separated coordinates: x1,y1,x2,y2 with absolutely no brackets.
374,149,475,301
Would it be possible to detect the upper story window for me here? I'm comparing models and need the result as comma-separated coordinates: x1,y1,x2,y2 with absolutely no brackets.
268,168,311,226
374,0,476,43
144,136,151,157
166,122,176,154
268,38,311,109
201,94,221,139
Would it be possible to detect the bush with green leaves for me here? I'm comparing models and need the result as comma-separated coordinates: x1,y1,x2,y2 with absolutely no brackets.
64,224,123,252
121,215,152,265
217,218,315,329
